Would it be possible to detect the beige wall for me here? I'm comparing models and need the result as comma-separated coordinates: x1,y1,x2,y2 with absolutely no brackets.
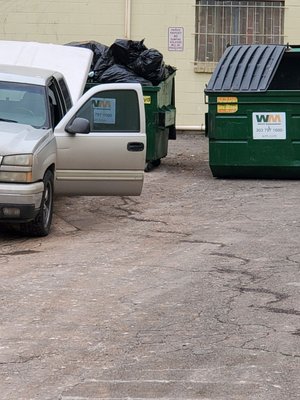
0,1,299,128
284,0,300,43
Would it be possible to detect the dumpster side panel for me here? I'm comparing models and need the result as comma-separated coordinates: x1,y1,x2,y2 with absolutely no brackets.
208,91,300,178
143,74,176,167
143,86,167,163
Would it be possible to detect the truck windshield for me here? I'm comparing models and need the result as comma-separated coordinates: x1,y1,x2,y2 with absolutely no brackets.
0,82,49,129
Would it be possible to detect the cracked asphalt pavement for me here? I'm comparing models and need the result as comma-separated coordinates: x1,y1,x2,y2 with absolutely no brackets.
0,133,300,400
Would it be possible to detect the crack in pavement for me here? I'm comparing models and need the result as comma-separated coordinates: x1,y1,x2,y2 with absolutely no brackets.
258,306,300,316
0,249,41,256
211,252,250,265
154,229,191,237
214,267,258,283
127,216,168,225
0,354,42,365
180,239,226,248
227,344,300,358
237,287,289,304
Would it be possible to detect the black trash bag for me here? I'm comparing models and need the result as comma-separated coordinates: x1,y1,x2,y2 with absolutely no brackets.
110,39,147,66
100,64,152,86
163,64,177,81
66,41,111,70
93,47,114,81
131,48,165,85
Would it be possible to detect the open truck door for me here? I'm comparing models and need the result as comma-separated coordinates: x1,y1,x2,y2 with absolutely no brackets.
54,83,146,196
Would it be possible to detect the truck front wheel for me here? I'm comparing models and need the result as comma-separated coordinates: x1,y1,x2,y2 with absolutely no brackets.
21,170,54,237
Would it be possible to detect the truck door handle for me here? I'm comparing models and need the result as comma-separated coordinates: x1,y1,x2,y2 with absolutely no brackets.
127,142,145,152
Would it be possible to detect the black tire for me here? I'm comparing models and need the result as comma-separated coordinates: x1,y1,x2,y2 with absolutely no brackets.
20,170,54,237
152,159,161,167
144,159,161,172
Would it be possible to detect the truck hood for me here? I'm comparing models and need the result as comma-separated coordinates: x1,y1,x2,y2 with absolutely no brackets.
0,122,53,155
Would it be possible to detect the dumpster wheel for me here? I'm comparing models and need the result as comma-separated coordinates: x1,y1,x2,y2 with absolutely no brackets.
145,159,161,172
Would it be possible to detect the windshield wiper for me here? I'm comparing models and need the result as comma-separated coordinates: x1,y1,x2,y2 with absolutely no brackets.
0,117,18,123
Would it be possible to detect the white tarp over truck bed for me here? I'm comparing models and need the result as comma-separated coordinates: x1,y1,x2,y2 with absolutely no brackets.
0,40,93,103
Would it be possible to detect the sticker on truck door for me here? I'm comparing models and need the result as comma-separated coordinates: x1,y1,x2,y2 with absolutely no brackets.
252,112,286,140
92,98,116,124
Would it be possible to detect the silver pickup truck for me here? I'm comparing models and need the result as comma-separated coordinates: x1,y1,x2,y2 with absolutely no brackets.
0,42,146,236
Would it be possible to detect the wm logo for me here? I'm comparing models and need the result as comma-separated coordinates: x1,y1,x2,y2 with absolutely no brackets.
256,114,281,123
92,99,112,108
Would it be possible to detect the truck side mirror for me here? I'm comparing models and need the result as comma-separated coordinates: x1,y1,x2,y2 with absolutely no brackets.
66,117,90,134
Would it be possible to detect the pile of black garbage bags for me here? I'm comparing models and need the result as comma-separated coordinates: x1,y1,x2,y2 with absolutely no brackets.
66,39,176,86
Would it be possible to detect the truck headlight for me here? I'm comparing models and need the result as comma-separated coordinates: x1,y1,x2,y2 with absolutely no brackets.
0,154,33,182
2,154,33,166
0,171,33,183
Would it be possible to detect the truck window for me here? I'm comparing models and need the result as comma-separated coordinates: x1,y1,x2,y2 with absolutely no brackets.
0,81,48,128
74,89,140,132
57,77,72,111
48,80,65,127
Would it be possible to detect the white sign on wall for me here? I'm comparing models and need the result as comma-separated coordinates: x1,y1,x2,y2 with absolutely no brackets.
252,112,286,140
168,27,184,51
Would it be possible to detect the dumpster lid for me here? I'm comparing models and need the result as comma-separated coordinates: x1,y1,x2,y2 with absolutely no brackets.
205,44,286,93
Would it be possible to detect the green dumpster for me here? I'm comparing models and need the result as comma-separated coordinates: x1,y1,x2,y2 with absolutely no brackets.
205,44,300,179
143,72,176,171
85,72,176,171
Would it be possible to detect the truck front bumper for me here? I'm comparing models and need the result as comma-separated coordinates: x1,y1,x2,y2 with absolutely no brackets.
0,181,44,222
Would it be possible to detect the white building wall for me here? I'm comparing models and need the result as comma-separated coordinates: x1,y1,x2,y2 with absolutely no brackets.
131,0,205,129
284,0,300,43
0,0,299,129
